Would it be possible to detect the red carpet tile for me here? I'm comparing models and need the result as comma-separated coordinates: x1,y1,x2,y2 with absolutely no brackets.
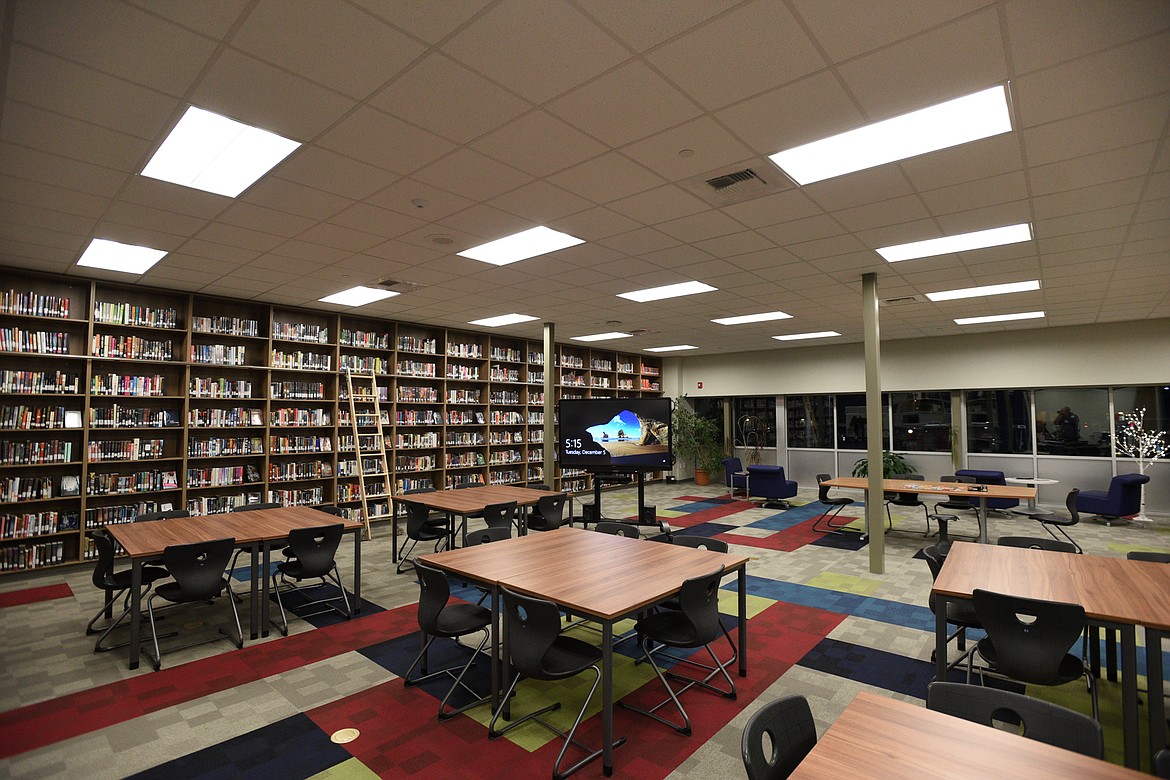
718,514,850,552
0,605,418,760
666,499,758,528
310,599,844,779
0,583,73,609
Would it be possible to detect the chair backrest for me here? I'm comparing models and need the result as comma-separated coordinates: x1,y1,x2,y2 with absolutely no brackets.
723,457,743,486
1064,487,1080,522
956,469,1017,509
816,473,832,503
232,501,282,512
284,524,343,578
741,694,817,780
535,493,567,529
594,521,639,537
888,474,924,502
313,504,346,517
528,483,552,491
404,487,436,495
935,475,974,509
972,588,1086,685
396,499,442,538
467,526,511,545
135,509,191,522
1156,747,1170,779
1127,551,1170,564
674,566,726,647
161,538,235,602
671,534,729,553
996,536,1076,553
482,501,517,529
88,529,117,589
413,559,452,635
921,544,944,581
501,586,567,680
926,681,1102,758
1108,473,1150,513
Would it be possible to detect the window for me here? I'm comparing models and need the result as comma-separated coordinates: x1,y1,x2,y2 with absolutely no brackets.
1034,388,1109,456
1112,385,1170,458
966,390,1031,454
733,397,776,448
890,392,952,452
835,393,888,450
786,394,833,448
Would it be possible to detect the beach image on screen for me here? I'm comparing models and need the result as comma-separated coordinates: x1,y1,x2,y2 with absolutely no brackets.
584,409,669,462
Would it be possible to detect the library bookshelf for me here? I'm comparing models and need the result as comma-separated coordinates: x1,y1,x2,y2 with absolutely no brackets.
0,269,663,574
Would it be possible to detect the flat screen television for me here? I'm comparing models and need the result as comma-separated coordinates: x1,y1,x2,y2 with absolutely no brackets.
558,397,673,471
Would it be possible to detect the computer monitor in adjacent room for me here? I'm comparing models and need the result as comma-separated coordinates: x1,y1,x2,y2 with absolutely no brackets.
558,397,673,471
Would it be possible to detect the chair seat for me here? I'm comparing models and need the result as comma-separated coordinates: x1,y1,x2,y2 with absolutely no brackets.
975,638,1085,685
541,635,603,679
823,497,854,507
107,565,170,590
1035,513,1076,527
155,577,228,604
434,602,491,637
635,609,704,648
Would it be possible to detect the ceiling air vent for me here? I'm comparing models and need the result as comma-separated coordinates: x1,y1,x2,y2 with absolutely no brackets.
882,295,922,305
681,160,791,206
372,278,422,294
705,168,766,197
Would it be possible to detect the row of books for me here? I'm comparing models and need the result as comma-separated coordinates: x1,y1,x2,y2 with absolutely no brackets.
186,465,259,488
92,334,173,361
270,408,330,426
396,360,436,377
187,436,265,458
0,540,67,571
445,452,485,468
271,350,332,371
396,409,445,426
1,438,73,465
83,501,169,528
397,335,437,354
270,380,325,399
190,343,247,365
1,328,72,355
340,329,390,349
89,407,179,428
1,405,81,430
268,461,327,482
1,475,57,502
85,469,179,495
0,510,79,539
341,355,391,375
188,408,263,427
0,369,80,394
273,322,329,343
93,301,179,329
190,377,253,398
489,431,524,444
91,373,167,397
446,389,479,404
192,315,260,337
87,438,165,462
269,435,333,454
1,290,71,319
185,492,264,515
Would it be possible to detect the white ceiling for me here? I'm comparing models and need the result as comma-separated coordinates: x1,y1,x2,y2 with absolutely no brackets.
1,0,1168,355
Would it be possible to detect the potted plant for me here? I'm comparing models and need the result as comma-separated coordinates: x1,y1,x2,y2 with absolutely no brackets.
672,397,724,486
851,450,915,478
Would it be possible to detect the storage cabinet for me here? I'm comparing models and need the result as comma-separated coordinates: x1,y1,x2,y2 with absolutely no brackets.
0,267,662,573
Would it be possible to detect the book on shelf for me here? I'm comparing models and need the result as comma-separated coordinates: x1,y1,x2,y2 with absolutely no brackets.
60,475,80,496
64,410,82,429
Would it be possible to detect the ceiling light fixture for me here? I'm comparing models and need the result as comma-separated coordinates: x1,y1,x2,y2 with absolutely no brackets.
773,331,841,341
645,344,698,352
954,311,1045,325
618,281,717,303
141,106,300,197
318,286,399,306
76,238,167,275
571,332,633,342
769,85,1013,185
468,313,540,327
712,310,792,325
877,223,1032,263
926,279,1041,302
457,226,584,266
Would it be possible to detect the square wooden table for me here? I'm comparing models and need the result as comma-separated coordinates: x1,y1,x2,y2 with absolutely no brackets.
394,485,556,558
821,477,1035,544
932,542,1170,769
420,527,750,776
106,506,363,670
789,690,1147,779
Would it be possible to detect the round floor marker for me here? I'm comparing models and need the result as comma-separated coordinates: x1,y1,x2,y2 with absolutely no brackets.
331,728,360,744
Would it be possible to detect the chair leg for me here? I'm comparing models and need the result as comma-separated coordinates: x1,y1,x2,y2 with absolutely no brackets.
85,586,126,635
812,504,857,535
405,629,492,719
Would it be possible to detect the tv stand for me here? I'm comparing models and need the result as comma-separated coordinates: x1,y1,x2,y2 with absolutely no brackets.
581,468,659,529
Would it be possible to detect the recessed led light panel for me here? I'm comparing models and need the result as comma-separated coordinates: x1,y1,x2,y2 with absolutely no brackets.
878,223,1032,263
925,280,1040,302
618,281,717,303
954,311,1044,325
457,227,584,266
773,331,841,341
76,238,167,275
468,313,540,327
318,286,399,306
711,311,792,325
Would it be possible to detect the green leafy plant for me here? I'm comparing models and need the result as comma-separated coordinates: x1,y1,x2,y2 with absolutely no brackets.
672,397,725,479
851,450,915,478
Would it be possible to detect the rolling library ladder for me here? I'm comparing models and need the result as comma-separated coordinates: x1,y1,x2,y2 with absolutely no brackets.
343,369,393,541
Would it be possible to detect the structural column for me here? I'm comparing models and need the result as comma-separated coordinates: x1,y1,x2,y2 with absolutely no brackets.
862,273,884,574
542,322,556,485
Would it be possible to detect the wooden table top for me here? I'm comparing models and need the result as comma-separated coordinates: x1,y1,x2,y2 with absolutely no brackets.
420,526,749,620
790,691,1145,779
932,542,1170,630
823,476,1036,501
105,505,363,558
395,484,554,514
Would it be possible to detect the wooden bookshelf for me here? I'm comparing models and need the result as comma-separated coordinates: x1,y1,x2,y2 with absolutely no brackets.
0,267,663,573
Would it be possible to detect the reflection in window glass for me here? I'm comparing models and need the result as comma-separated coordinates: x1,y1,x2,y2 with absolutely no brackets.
787,395,833,448
966,390,1032,454
1112,385,1170,456
1034,388,1109,456
836,393,888,450
733,397,777,448
890,392,952,452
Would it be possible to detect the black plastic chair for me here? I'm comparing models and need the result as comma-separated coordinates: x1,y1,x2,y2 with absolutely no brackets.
884,473,931,536
490,586,620,778
926,681,1103,758
922,545,983,674
270,524,351,636
1026,488,1084,554
593,521,639,537
226,502,283,599
404,560,492,720
970,588,1099,720
134,509,191,522
481,501,518,533
811,474,857,534
1156,747,1170,778
996,536,1076,553
527,493,567,532
928,475,977,550
464,525,511,604
741,695,817,780
145,537,243,671
619,566,735,735
84,529,171,653
395,498,451,574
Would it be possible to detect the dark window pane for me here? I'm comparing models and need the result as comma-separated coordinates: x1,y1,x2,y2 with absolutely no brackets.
836,393,888,450
890,392,952,452
966,390,1032,454
733,397,776,448
787,394,833,448
1112,386,1170,459
1035,388,1109,456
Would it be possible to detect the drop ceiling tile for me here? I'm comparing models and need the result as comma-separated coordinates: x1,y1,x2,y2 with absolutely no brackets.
194,222,285,253
101,201,209,237
489,181,595,224
1027,143,1158,197
621,117,755,182
551,207,643,241
800,165,916,212
174,239,261,265
791,0,987,62
724,247,803,272
243,177,353,221
693,230,776,259
317,107,456,176
295,222,385,253
1005,0,1169,74
640,243,716,269
899,135,1024,193
647,1,824,111
607,184,708,226
2,102,150,174
0,177,107,220
124,0,251,38
218,202,316,237
546,153,665,204
1127,214,1170,241
120,176,231,220
276,146,396,200
231,0,426,99
720,189,825,230
833,194,933,233
575,0,739,52
472,110,607,178
436,204,532,242
247,254,329,275
328,203,428,240
716,71,859,154
918,172,1029,218
656,210,746,244
757,214,847,247
1022,96,1170,168
412,148,533,202
362,239,445,267
353,0,491,44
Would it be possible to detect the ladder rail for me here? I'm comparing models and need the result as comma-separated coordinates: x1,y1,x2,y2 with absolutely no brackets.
344,368,393,540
